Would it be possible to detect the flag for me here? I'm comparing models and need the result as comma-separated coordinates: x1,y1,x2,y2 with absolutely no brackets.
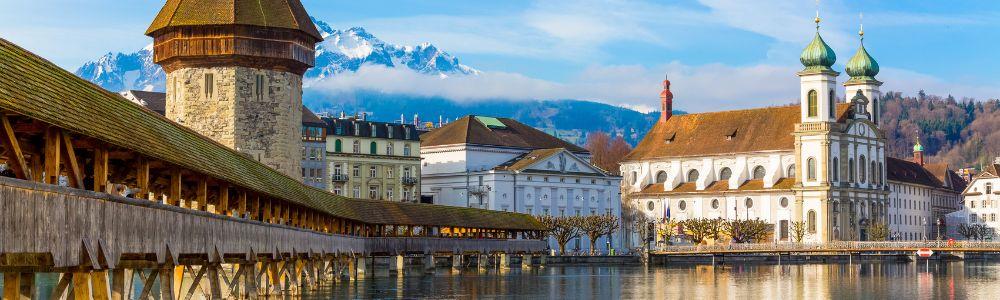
664,202,670,221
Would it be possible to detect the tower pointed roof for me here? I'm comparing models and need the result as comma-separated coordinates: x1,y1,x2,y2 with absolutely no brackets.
800,15,836,72
845,25,879,82
145,0,322,40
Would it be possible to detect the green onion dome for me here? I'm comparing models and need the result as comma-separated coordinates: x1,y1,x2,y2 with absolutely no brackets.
913,141,924,152
800,31,837,71
846,42,879,81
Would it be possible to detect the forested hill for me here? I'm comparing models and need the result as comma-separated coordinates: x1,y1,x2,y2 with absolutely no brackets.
881,90,1000,168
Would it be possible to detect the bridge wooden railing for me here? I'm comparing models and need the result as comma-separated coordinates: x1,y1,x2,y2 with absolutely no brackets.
656,241,1000,254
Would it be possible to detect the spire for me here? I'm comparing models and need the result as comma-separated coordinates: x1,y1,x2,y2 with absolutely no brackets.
800,1,836,71
845,12,880,83
659,73,673,122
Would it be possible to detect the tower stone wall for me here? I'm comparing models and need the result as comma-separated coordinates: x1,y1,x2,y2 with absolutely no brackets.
166,67,303,179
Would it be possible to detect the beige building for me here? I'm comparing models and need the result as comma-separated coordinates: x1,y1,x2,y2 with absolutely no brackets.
324,115,422,202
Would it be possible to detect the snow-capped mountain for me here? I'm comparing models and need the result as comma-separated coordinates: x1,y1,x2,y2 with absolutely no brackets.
308,18,479,80
74,18,478,92
74,44,164,92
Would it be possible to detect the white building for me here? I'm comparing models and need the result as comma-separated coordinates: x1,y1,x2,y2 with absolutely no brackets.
420,115,623,253
621,18,964,245
958,159,1000,238
885,147,966,240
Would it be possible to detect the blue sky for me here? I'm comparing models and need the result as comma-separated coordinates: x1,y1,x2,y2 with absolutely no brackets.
1,0,998,112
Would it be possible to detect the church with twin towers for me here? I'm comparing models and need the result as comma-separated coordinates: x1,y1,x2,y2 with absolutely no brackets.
623,13,964,243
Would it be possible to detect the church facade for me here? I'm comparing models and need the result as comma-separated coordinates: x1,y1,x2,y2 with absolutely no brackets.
620,17,964,244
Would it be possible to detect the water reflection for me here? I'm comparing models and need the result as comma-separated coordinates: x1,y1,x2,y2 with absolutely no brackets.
304,262,1000,299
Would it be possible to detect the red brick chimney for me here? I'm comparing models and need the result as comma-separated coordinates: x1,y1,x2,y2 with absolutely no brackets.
659,75,673,122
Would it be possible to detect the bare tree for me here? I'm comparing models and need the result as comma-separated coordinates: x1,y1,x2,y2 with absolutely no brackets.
723,219,771,243
585,131,633,175
958,223,994,241
579,214,620,255
790,221,809,243
632,213,654,252
537,215,584,255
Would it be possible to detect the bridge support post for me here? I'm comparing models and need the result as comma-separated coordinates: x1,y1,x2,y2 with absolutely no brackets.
498,253,510,271
423,255,436,273
158,265,178,300
390,255,405,275
521,254,533,269
3,272,34,300
451,254,463,271
206,265,223,300
353,256,367,280
477,254,489,272
110,269,125,300
73,271,92,300
539,254,547,267
241,262,258,300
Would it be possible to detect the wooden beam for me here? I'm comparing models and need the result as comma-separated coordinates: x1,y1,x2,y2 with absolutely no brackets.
218,182,230,216
43,127,61,184
136,157,151,200
93,144,109,193
91,270,112,300
237,190,247,218
72,272,92,300
263,198,272,223
196,178,208,211
168,168,182,206
111,269,125,300
60,131,85,189
0,115,29,179
3,273,19,300
50,273,72,300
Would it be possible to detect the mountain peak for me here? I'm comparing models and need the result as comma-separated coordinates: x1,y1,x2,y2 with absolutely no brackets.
76,17,480,91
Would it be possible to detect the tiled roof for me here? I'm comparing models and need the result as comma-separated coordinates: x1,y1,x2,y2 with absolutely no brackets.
301,106,324,126
123,90,166,115
886,157,946,190
421,115,589,153
923,162,968,193
495,148,564,172
323,117,420,141
634,178,796,196
146,0,323,40
0,38,542,231
625,104,851,161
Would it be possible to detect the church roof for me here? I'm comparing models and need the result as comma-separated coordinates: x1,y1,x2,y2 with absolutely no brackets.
145,0,323,40
635,178,796,196
494,148,565,172
421,115,589,153
624,103,851,161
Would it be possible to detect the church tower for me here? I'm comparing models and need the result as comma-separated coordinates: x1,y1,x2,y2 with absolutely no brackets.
798,14,839,123
146,0,323,180
659,75,673,122
844,19,882,125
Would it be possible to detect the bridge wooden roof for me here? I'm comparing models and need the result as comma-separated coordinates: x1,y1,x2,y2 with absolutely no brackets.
0,38,543,231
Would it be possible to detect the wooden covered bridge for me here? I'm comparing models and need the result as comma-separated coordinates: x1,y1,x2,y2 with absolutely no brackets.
0,39,547,299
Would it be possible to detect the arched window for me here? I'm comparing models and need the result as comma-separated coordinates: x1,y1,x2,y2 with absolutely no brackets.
859,155,867,183
719,167,732,180
687,170,700,182
872,96,879,123
807,157,817,180
807,90,818,117
334,139,343,153
807,210,817,233
386,143,394,156
369,141,378,155
871,161,878,185
711,199,720,209
352,140,360,153
849,158,856,182
655,171,668,183
831,157,839,182
752,166,766,180
745,197,753,208
787,164,796,177
829,90,836,118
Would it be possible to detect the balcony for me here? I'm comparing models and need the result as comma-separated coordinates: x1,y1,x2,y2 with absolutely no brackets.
331,174,350,182
402,176,419,185
469,185,491,196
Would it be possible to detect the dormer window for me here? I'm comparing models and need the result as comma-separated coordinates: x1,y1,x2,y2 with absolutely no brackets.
387,125,393,139
370,124,377,137
724,128,738,141
664,132,676,144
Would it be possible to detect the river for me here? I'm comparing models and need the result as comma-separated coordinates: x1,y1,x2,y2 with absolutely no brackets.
303,261,998,299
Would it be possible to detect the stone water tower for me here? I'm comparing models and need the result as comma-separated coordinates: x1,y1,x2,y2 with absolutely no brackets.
146,0,323,180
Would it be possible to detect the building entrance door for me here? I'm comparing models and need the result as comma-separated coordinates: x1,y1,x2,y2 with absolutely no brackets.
779,220,789,241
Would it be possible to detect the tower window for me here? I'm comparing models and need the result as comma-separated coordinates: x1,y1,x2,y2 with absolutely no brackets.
204,73,214,99
832,157,839,182
829,90,836,118
807,210,817,233
807,90,818,117
719,167,732,180
255,74,265,101
655,171,668,183
687,169,699,182
807,157,817,180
